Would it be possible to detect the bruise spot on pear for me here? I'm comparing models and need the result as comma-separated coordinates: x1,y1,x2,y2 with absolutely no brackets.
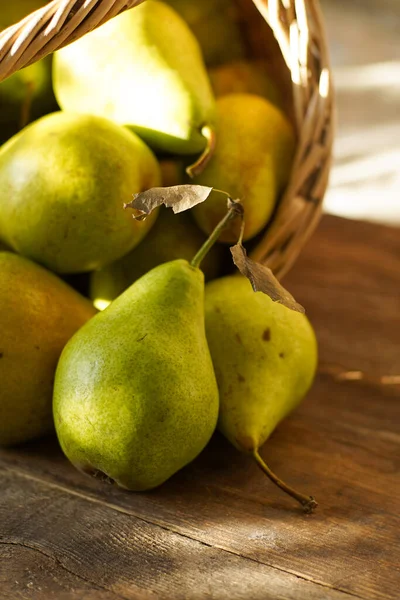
263,328,271,341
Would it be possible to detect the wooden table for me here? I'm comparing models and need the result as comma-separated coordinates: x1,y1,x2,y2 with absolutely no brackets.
1,215,399,600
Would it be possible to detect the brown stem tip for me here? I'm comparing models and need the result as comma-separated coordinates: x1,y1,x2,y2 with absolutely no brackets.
186,125,216,178
253,449,318,514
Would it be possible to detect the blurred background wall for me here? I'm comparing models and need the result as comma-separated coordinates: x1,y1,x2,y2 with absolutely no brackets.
320,0,400,225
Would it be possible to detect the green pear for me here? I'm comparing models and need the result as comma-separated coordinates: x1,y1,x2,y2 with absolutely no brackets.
205,275,318,510
53,259,219,491
165,0,246,66
0,112,161,273
0,58,58,144
0,252,96,447
53,1,216,157
193,94,295,243
0,60,50,106
209,60,282,108
90,208,226,310
0,2,58,144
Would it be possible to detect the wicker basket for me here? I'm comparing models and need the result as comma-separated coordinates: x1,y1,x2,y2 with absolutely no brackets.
0,0,334,279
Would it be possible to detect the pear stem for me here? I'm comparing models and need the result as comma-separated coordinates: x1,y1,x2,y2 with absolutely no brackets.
186,125,216,178
253,449,318,513
191,197,243,270
19,81,34,130
238,219,246,246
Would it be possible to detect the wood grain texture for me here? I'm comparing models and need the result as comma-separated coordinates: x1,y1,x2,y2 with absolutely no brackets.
1,215,400,600
0,469,357,600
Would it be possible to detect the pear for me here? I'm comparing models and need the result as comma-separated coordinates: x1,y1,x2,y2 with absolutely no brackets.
53,1,216,158
90,207,226,310
192,94,295,243
0,2,58,143
0,252,96,447
165,0,246,66
204,275,318,510
0,60,50,106
53,258,219,491
209,60,282,107
0,58,58,144
0,112,161,273
159,159,186,188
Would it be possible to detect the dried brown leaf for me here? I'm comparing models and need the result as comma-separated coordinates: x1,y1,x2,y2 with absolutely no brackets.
231,244,305,314
124,185,213,220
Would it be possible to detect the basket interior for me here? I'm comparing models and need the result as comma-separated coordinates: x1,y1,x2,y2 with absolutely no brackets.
234,0,296,126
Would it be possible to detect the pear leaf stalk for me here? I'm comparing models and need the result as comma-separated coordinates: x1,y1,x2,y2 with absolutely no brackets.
191,197,244,269
19,81,35,130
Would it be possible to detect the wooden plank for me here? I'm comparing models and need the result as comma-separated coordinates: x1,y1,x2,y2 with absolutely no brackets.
285,216,400,376
0,545,116,600
0,469,352,600
1,215,399,600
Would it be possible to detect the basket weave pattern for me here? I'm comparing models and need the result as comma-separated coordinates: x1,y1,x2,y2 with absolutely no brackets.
0,0,334,278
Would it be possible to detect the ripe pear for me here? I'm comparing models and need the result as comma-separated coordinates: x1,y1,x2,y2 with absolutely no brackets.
204,275,318,510
209,60,282,107
165,0,246,66
0,112,161,273
53,1,216,157
53,259,219,491
0,252,96,447
192,94,295,243
90,208,226,310
159,159,185,188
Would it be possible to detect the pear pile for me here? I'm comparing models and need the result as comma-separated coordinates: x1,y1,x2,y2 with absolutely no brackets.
0,1,318,510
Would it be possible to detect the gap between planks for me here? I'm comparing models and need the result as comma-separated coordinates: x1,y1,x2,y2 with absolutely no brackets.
1,465,368,600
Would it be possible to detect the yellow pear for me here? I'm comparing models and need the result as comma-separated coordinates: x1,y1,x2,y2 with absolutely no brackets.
165,0,246,66
193,94,295,243
0,252,96,447
209,60,282,108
